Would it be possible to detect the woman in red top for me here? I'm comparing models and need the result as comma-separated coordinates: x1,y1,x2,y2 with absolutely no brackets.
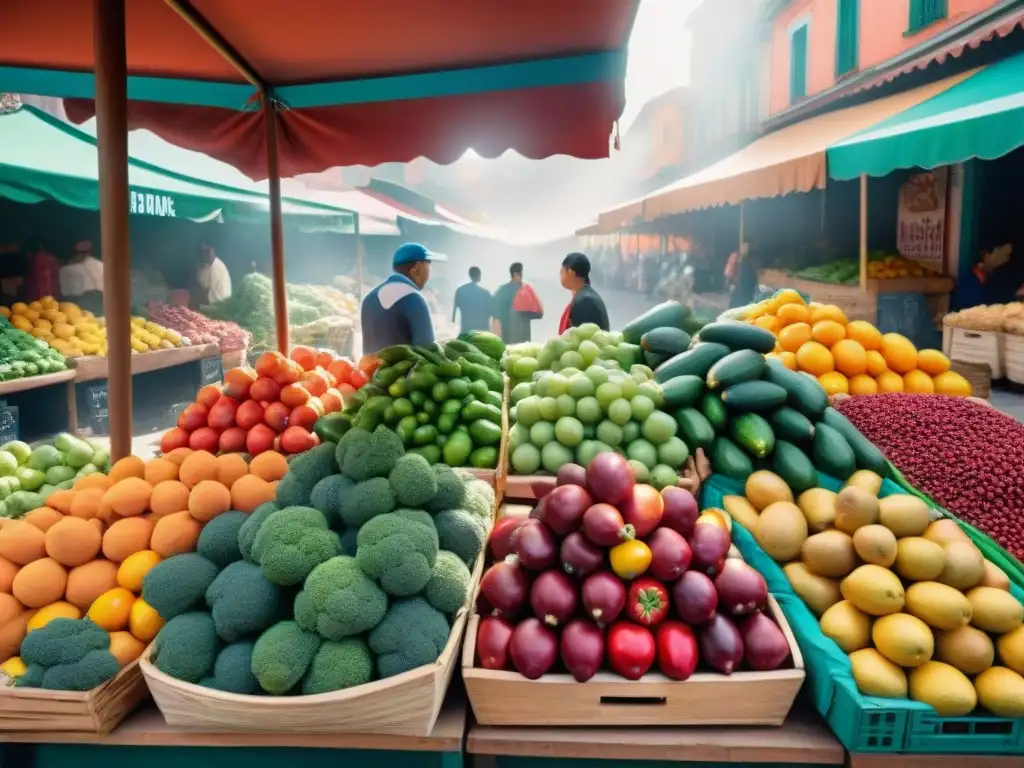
559,253,609,334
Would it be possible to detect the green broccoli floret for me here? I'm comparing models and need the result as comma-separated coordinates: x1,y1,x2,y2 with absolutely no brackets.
200,641,260,694
425,550,472,614
340,528,359,556
40,650,121,691
206,561,282,642
276,443,339,507
309,474,353,524
142,553,220,620
251,620,321,695
433,509,486,566
301,638,374,695
15,664,45,688
339,477,395,528
356,510,438,597
252,506,341,586
335,427,370,470
461,477,495,523
20,618,109,667
197,510,247,568
425,465,465,514
388,454,438,507
294,556,387,640
152,612,218,684
368,597,450,679
238,502,280,563
343,426,404,482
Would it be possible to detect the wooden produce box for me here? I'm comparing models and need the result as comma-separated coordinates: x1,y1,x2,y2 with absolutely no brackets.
462,595,804,727
0,658,148,734
942,325,1005,380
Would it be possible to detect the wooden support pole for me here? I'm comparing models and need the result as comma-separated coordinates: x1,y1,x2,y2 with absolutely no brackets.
859,174,868,293
93,0,132,460
264,97,289,355
355,216,364,359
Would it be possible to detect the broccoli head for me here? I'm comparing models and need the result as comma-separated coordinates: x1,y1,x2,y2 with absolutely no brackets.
368,597,450,679
301,637,374,695
238,501,280,563
252,506,341,586
342,426,404,482
339,477,395,528
20,618,109,667
425,550,472,614
309,474,353,524
40,650,121,692
142,553,220,620
197,510,247,568
206,561,282,642
433,509,486,566
334,427,370,470
294,556,387,640
200,641,260,695
461,476,495,525
152,612,218,684
355,509,438,597
425,465,466,514
15,664,45,688
276,443,339,507
388,454,438,508
251,620,321,695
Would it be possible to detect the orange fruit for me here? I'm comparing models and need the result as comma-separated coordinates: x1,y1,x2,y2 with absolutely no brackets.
27,601,82,631
117,550,162,593
796,341,834,376
849,374,879,396
832,339,868,377
779,351,798,371
904,369,935,394
772,289,806,306
776,303,811,326
876,371,905,393
778,322,812,353
933,371,972,397
866,350,888,377
917,349,951,376
809,304,849,325
129,597,164,643
818,372,849,396
87,587,134,632
108,631,145,667
846,320,883,351
754,315,784,335
881,333,918,374
811,320,847,347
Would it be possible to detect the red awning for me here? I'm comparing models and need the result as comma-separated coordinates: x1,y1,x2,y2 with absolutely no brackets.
4,0,636,179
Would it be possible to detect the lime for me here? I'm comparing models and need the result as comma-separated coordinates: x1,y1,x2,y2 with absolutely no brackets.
618,377,639,400
510,382,533,404
1,442,30,466
547,338,568,359
537,397,560,422
555,417,585,447
591,330,612,347
630,395,656,421
575,323,600,340
559,367,582,379
607,398,633,426
575,397,602,425
392,397,415,419
636,381,664,406
544,374,570,398
627,459,650,483
577,340,600,366
508,423,530,452
447,378,471,398
511,443,542,475
560,350,585,371
512,357,539,380
541,442,575,475
431,381,450,402
596,419,624,447
649,464,680,490
568,374,595,399
626,439,658,468
575,440,612,468
555,394,577,418
641,411,678,444
658,437,690,469
621,420,641,444
530,421,556,447
631,364,655,381
515,396,542,427
585,365,609,387
0,452,17,477
595,382,623,409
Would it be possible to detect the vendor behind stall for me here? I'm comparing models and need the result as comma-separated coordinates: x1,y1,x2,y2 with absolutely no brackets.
195,242,232,304
59,241,104,298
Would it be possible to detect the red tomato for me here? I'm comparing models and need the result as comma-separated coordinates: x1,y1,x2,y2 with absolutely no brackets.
160,427,190,454
264,401,291,433
189,427,222,453
290,405,319,431
357,354,382,375
290,345,317,372
280,425,316,454
235,400,265,431
625,578,670,626
301,370,330,398
327,358,355,384
219,427,248,454
223,367,257,400
336,383,357,401
177,403,208,431
347,369,369,389
272,360,303,387
254,351,286,378
279,382,311,410
320,388,343,414
195,385,222,410
606,622,655,680
208,396,240,430
315,348,335,369
245,423,276,456
655,621,699,681
249,377,281,403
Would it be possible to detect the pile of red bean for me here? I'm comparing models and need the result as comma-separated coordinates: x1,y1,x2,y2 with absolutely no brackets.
835,394,1024,562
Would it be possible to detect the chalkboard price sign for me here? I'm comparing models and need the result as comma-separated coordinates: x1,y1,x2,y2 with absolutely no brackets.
0,403,19,443
87,383,110,434
200,357,224,387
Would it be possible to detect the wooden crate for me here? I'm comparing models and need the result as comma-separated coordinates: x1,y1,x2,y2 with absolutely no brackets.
0,658,148,734
942,326,1004,379
463,595,804,727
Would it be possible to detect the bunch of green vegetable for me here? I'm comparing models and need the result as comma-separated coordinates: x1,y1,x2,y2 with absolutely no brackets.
314,331,506,470
0,434,110,518
0,318,67,379
146,428,494,696
15,618,121,691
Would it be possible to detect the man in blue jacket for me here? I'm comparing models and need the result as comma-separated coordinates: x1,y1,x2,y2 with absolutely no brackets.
360,243,436,354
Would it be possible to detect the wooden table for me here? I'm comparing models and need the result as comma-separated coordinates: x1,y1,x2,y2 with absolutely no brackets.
0,369,76,397
71,343,220,383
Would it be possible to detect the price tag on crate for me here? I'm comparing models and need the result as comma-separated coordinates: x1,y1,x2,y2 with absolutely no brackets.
87,383,109,434
0,403,19,443
200,356,224,387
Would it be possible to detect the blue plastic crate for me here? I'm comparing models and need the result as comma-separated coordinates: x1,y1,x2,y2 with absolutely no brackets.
700,473,1024,755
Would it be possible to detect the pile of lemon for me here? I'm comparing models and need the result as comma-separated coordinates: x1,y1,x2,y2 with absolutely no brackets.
743,290,972,397
128,316,185,354
867,255,939,280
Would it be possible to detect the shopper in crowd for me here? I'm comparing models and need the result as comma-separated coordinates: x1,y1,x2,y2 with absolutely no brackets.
726,239,759,309
195,241,232,304
59,240,104,298
492,262,542,343
360,242,436,354
452,266,492,334
559,252,609,333
24,241,60,301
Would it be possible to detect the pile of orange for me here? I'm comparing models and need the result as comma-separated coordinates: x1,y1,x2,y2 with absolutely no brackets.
747,290,972,398
0,449,287,681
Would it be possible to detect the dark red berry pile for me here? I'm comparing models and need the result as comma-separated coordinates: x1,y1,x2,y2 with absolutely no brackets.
835,394,1024,562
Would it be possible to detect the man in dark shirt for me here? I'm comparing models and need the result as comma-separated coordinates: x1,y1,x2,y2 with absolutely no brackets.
559,252,610,333
360,243,436,354
452,266,492,334
491,262,533,343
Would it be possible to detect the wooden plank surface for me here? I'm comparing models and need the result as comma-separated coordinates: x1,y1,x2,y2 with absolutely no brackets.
0,369,76,396
72,343,220,382
467,704,844,764
848,754,1023,768
0,694,466,752
758,269,953,297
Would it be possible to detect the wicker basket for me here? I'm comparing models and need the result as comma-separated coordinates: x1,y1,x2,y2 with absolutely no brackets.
951,359,992,399
1005,333,1024,385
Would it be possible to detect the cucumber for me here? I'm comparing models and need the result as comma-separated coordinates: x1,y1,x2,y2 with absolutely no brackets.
768,406,815,443
655,343,731,384
821,407,888,475
763,359,828,420
643,349,670,369
622,301,691,345
811,422,856,480
729,413,775,459
675,408,716,451
709,435,754,482
659,375,705,409
641,327,691,356
706,349,766,390
699,392,728,431
772,440,818,493
720,381,788,412
696,321,776,354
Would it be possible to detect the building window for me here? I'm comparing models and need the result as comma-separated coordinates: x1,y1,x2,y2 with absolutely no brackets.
907,0,947,35
789,22,809,103
836,0,859,77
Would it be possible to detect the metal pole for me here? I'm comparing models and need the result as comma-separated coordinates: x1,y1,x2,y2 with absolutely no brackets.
264,96,289,355
93,0,132,460
859,175,869,293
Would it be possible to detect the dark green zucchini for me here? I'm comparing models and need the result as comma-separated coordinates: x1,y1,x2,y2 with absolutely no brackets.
699,392,728,431
720,381,788,412
659,375,705,409
763,359,828,420
675,407,716,451
821,407,888,475
729,413,775,459
772,440,818,493
768,406,815,443
641,327,691,356
696,321,776,354
811,422,856,480
622,301,692,345
654,342,731,384
706,349,767,390
709,435,754,482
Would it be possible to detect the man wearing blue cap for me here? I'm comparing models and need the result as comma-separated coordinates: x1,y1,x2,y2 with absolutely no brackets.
360,243,436,354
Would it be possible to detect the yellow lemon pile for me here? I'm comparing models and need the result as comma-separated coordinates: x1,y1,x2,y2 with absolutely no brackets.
867,255,938,280
129,316,185,354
